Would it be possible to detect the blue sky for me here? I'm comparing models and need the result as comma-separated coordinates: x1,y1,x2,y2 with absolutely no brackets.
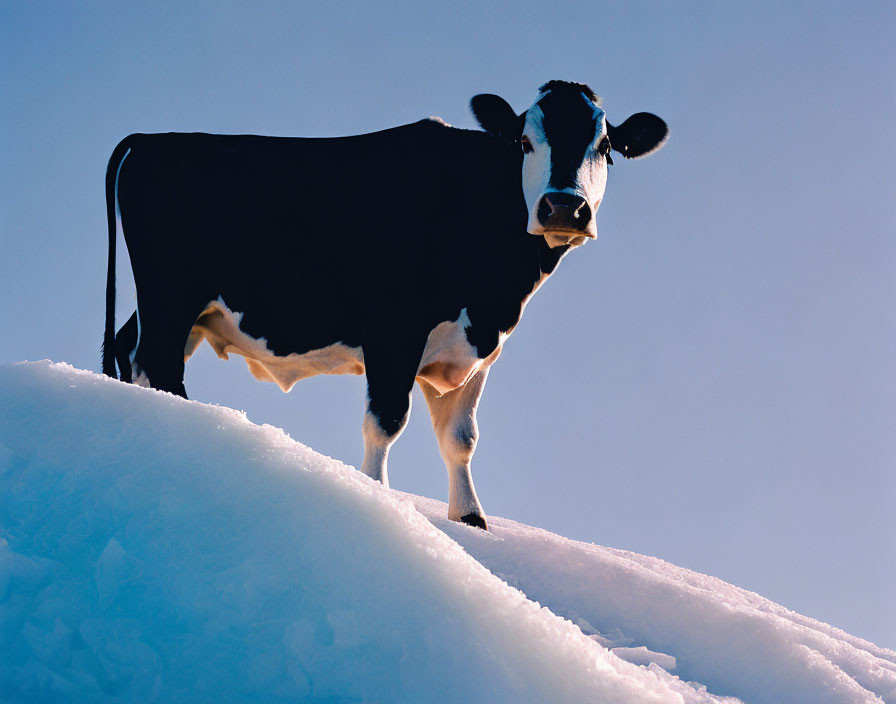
2,1,894,648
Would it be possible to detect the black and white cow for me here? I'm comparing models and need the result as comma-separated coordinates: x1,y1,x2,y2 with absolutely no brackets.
102,80,667,530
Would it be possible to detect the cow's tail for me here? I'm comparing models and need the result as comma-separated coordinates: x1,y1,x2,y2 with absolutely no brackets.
102,138,132,378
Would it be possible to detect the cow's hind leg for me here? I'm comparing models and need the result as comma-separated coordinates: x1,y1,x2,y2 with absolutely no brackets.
419,368,489,530
114,311,139,383
130,305,199,398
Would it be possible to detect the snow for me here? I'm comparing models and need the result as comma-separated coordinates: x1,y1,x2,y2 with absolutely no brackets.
410,495,896,704
0,362,894,703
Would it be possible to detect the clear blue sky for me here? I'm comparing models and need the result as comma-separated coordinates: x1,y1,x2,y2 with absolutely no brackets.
2,1,894,649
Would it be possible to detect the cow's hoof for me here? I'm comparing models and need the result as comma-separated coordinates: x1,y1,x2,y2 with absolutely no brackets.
460,513,489,531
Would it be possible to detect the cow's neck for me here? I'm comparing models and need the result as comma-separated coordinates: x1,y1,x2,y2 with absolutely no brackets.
452,132,574,358
534,234,569,278
519,232,570,317
461,226,572,361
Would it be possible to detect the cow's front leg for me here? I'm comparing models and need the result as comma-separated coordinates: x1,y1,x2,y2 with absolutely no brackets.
360,342,419,486
361,396,411,486
419,367,490,530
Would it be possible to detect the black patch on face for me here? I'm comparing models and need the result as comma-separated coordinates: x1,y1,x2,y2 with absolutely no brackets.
539,80,600,104
538,86,600,190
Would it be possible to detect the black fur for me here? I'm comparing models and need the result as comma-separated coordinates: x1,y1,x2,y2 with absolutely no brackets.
460,513,489,530
534,80,668,164
470,93,524,141
539,80,601,105
539,87,602,190
607,112,669,159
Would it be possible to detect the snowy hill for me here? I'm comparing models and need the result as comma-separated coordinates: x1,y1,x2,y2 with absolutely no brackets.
1,362,893,703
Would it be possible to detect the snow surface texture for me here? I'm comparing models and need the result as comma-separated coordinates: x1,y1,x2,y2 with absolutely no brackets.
0,362,893,703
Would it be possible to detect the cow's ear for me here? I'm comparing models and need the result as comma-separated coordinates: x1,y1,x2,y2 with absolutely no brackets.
607,112,668,159
471,94,522,139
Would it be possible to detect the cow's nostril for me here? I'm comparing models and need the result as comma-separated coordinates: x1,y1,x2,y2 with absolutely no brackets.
537,196,554,226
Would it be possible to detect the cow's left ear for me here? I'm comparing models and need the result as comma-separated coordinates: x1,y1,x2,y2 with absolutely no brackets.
471,94,523,139
607,112,669,159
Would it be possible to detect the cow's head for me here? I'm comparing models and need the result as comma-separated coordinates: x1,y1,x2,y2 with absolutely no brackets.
472,80,668,248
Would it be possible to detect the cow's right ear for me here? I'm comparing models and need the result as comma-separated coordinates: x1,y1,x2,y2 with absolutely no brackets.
607,112,669,159
471,94,522,139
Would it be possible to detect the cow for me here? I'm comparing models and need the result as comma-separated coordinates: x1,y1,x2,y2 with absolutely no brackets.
102,80,667,530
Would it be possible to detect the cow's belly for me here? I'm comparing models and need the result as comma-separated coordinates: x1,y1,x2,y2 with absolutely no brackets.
186,300,498,397
186,299,364,392
416,308,501,396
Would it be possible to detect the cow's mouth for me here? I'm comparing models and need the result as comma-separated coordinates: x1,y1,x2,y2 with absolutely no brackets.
532,229,594,249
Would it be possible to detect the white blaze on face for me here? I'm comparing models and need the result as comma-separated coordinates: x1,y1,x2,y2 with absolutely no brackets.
579,107,609,212
521,103,552,233
520,90,611,240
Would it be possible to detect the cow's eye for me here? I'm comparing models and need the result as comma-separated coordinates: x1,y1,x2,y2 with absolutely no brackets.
521,136,534,154
597,136,613,165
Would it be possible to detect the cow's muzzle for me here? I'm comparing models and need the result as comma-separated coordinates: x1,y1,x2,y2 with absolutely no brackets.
536,192,594,236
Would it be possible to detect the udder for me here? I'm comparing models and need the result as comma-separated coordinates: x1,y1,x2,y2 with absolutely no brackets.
416,309,500,396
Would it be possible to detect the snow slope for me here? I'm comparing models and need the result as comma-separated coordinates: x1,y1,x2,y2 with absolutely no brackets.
412,497,896,704
0,362,893,703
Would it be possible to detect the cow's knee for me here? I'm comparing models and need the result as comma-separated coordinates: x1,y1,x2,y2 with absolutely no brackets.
440,420,478,467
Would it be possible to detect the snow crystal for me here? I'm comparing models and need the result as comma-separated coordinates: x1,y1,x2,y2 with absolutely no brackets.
613,646,678,670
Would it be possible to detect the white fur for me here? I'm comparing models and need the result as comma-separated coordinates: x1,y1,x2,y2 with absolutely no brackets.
521,104,553,234
361,409,399,485
185,298,364,392
416,307,493,396
419,367,490,521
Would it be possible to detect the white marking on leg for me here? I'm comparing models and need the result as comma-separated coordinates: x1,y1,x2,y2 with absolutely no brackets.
420,368,490,522
360,404,410,487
